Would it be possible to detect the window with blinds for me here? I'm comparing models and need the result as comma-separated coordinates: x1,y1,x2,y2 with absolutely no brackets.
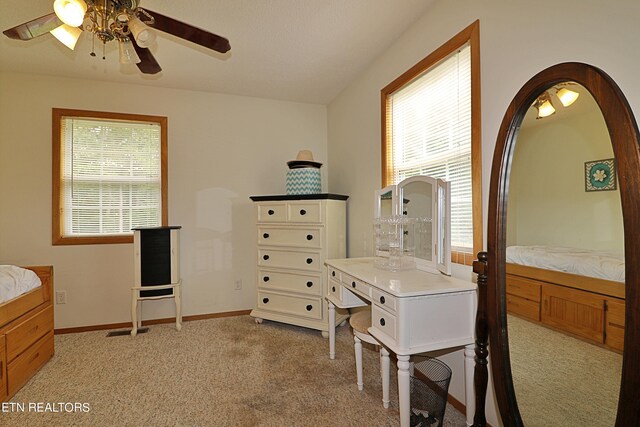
382,20,481,262
386,45,471,251
53,109,167,245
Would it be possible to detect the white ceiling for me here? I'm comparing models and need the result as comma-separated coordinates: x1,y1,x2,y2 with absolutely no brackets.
0,0,434,104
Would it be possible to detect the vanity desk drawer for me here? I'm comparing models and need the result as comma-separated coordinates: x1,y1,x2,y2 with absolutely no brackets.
371,304,397,341
341,273,371,298
372,289,397,314
328,277,367,307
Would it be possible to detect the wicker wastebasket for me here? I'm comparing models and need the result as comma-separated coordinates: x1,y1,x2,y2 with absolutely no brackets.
410,357,452,427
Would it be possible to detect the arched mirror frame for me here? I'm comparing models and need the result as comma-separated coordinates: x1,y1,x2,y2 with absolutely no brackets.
472,62,640,426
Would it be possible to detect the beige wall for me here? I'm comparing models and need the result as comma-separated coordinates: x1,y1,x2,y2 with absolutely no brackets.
508,102,623,253
326,0,640,424
0,71,327,329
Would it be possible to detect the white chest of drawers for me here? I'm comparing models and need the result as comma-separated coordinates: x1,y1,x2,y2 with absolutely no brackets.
249,194,349,335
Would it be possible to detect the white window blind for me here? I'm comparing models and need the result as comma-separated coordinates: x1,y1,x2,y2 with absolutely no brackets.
60,117,162,237
387,44,471,251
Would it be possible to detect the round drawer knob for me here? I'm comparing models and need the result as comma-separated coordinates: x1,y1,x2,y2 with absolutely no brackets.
268,209,275,215
379,318,386,326
306,281,313,288
263,233,270,239
306,234,313,240
263,276,270,282
380,296,386,304
331,286,336,292
300,209,307,215
306,304,313,311
306,258,313,264
263,298,269,304
263,254,270,261
352,281,356,288
331,271,336,277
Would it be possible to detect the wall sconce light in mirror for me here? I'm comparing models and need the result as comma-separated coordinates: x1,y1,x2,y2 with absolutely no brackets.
532,82,580,119
533,91,556,119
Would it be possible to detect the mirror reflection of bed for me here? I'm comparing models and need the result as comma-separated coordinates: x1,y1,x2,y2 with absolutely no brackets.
505,83,623,426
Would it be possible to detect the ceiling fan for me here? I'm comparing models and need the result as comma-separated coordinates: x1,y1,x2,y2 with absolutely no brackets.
2,0,231,75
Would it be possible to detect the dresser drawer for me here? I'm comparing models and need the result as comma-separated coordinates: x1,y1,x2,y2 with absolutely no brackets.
8,331,54,397
506,275,542,302
258,249,322,272
6,305,53,362
257,203,287,222
258,226,323,249
605,298,625,351
257,291,323,320
371,304,397,341
328,279,368,308
258,269,322,296
372,288,397,314
506,293,540,321
0,336,6,402
287,202,322,223
341,273,371,298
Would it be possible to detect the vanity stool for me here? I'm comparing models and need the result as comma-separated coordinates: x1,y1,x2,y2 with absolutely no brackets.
350,309,391,409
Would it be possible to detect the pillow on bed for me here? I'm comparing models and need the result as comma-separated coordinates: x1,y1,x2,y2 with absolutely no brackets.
0,265,42,304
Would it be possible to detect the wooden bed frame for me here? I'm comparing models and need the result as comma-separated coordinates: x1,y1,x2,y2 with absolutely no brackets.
0,266,54,401
506,263,625,351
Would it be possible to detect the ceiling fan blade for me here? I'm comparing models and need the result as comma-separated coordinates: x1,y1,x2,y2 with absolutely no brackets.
142,9,231,54
3,13,63,40
130,37,162,75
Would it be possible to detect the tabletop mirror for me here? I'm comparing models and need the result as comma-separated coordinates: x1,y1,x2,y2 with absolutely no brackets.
374,175,451,275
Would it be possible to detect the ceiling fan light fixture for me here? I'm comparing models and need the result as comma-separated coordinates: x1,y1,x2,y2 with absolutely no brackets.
119,38,141,64
53,0,87,28
557,87,580,107
50,24,82,50
128,17,155,48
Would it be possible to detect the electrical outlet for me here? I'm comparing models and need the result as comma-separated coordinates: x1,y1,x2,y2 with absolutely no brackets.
56,290,67,304
234,280,242,290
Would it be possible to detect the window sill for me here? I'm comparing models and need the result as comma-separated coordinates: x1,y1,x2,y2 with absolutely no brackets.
52,235,133,245
452,250,474,266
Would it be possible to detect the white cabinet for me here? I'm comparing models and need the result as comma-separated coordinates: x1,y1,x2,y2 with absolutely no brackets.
250,194,349,334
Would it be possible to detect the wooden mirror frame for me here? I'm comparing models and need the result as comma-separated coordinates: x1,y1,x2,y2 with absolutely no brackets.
471,62,640,426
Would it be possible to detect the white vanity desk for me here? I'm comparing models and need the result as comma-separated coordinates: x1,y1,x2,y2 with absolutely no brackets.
325,257,477,427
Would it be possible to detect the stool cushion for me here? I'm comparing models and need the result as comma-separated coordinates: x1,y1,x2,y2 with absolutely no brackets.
349,310,372,335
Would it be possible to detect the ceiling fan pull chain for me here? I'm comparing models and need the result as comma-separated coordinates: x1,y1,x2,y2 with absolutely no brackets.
90,33,96,57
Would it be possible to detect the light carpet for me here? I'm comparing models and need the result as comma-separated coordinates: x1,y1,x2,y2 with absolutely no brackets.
509,315,622,426
3,315,467,426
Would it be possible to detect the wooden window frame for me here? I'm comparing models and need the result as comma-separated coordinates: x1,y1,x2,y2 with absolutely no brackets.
52,108,168,245
381,20,482,265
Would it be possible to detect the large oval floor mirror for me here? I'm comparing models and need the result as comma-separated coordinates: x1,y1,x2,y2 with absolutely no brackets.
472,62,640,426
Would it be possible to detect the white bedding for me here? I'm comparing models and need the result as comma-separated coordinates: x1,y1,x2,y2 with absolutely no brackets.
0,265,42,304
506,246,625,282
